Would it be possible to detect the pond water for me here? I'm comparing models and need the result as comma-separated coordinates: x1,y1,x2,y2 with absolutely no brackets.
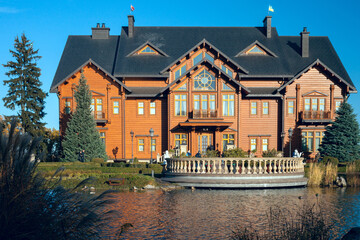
105,187,360,239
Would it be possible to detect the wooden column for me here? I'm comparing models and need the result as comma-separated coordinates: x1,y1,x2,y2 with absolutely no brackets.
106,83,111,123
237,89,241,148
215,127,221,152
191,127,196,155
330,84,334,119
295,84,300,122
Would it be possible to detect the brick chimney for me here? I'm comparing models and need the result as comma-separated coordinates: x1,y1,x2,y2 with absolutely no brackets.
263,16,272,38
91,23,110,39
128,15,135,38
300,27,310,57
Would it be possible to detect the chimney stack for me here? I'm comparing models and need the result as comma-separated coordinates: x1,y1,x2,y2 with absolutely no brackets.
300,27,310,57
128,15,135,38
92,23,110,39
263,16,272,38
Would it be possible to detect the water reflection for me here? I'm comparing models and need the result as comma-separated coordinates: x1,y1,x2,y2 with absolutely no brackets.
107,188,360,239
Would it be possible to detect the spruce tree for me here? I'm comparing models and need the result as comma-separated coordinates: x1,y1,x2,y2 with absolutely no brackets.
319,101,360,162
62,71,107,162
3,34,47,136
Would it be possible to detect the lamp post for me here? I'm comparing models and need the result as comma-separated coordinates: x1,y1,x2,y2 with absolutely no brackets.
130,130,134,163
288,128,293,157
149,128,154,164
281,132,285,156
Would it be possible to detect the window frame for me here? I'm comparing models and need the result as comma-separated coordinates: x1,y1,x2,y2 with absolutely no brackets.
221,64,233,77
262,138,269,152
174,94,187,116
222,134,235,150
65,100,71,114
288,100,294,115
175,134,187,147
113,101,119,114
222,94,234,116
138,101,144,115
138,139,145,152
262,102,269,115
301,130,325,152
250,138,257,151
193,51,203,66
100,132,106,145
174,63,187,80
151,139,156,152
304,97,326,112
251,101,257,115
150,102,156,115
138,45,157,54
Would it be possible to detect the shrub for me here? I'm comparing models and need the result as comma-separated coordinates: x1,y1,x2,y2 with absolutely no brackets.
346,162,360,187
92,158,105,163
324,163,338,186
322,156,339,166
205,149,220,157
262,148,278,157
0,121,120,239
222,148,247,158
308,163,324,186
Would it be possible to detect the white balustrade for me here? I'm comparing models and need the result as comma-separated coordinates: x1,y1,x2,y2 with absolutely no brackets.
166,157,304,175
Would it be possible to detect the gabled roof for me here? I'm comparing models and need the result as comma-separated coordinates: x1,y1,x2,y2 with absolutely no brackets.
50,58,131,93
160,58,250,94
278,59,356,92
235,40,278,57
246,87,281,98
160,38,249,74
126,41,169,57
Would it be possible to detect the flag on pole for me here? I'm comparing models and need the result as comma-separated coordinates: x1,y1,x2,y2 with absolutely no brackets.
268,5,274,12
130,5,135,12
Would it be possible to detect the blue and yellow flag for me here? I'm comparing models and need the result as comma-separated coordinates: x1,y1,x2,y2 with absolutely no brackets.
269,5,274,12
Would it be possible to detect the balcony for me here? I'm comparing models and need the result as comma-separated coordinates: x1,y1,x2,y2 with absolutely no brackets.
191,110,218,119
91,111,107,124
300,110,332,123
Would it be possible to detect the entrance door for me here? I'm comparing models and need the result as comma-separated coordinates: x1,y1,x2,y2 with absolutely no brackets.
198,134,213,154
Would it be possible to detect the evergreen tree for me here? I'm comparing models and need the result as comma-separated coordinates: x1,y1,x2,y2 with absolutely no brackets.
319,101,360,162
3,34,47,136
62,71,107,162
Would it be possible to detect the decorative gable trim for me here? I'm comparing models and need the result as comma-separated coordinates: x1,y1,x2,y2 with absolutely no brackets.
302,90,328,97
162,58,250,94
160,39,249,75
126,41,169,57
235,40,278,57
278,59,357,93
90,90,106,96
49,58,131,93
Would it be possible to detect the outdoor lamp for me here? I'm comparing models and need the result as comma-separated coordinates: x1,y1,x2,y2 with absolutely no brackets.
288,128,293,157
130,130,134,163
149,128,154,164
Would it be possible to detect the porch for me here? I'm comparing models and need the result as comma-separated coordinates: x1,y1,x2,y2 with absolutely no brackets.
161,157,307,188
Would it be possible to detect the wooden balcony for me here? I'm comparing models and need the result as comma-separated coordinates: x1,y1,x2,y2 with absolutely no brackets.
91,111,107,123
300,110,332,123
191,110,218,119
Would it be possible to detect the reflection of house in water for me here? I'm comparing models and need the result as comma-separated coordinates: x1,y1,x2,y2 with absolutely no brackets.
51,15,356,161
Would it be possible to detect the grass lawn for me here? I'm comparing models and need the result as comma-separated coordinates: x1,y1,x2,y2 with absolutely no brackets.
36,162,165,190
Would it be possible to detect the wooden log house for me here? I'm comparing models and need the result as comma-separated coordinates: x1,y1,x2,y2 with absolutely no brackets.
50,16,357,161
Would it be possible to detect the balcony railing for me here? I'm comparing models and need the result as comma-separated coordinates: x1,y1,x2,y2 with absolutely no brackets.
191,110,218,119
300,110,331,122
91,111,106,120
166,157,304,175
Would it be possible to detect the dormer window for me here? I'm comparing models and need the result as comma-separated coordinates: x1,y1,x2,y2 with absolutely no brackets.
221,65,233,77
246,45,266,55
139,45,157,54
174,64,186,79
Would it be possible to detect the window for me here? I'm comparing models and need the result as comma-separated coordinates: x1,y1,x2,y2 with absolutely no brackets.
209,95,216,111
174,64,186,79
175,94,187,116
138,139,144,152
204,52,214,63
262,102,269,115
222,94,234,116
65,101,71,114
177,82,187,91
246,45,266,55
138,102,144,115
150,102,156,115
91,98,103,119
288,101,294,114
222,82,232,91
194,69,216,91
251,102,257,115
100,132,105,144
113,101,119,114
221,65,233,77
305,98,326,111
175,134,187,147
194,95,200,110
335,101,342,111
151,139,156,151
250,138,257,151
302,131,324,152
262,139,268,151
223,134,235,150
139,45,156,54
193,52,203,65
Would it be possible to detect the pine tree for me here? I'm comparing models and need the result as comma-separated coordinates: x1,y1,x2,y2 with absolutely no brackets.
3,34,47,136
62,71,107,162
319,101,360,162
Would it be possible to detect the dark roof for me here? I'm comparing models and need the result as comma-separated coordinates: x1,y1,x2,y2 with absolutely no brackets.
126,87,165,97
51,24,356,92
246,87,282,97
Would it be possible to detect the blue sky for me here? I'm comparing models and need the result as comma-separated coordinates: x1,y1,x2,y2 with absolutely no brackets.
1,0,359,129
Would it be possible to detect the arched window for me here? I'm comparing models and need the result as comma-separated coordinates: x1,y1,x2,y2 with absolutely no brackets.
193,69,216,91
